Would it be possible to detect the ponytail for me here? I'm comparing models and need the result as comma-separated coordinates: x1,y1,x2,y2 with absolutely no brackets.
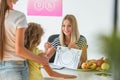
0,0,9,60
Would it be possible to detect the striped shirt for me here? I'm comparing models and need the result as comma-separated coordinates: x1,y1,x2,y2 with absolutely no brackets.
51,35,87,50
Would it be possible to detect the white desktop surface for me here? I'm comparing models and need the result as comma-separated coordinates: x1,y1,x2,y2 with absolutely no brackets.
41,64,112,80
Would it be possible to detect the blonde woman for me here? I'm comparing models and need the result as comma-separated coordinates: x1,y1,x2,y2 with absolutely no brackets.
25,22,77,80
46,14,88,67
0,0,48,80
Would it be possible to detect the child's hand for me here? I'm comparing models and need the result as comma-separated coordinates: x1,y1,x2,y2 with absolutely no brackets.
63,75,77,79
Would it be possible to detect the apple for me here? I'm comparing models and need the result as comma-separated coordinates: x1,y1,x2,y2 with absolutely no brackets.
81,62,89,69
86,61,92,66
101,62,110,70
96,59,104,67
89,63,97,69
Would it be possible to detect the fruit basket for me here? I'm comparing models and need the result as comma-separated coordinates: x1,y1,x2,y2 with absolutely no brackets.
78,57,110,72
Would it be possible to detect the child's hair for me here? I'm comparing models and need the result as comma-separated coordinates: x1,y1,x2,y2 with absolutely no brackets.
24,22,44,50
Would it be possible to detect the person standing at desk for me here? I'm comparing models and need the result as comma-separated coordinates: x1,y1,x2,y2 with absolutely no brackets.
0,0,48,80
45,14,88,68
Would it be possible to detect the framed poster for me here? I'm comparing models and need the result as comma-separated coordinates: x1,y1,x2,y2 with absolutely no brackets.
54,46,82,69
27,0,62,16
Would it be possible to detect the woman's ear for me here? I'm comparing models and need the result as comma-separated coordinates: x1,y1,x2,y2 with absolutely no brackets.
12,0,18,4
6,0,16,9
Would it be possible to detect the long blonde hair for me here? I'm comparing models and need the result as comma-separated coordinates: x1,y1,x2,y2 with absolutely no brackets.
0,0,10,60
60,14,80,46
24,22,44,50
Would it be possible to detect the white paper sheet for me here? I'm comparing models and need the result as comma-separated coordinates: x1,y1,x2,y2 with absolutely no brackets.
54,46,82,69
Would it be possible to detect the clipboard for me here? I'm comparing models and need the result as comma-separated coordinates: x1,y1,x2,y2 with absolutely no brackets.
54,46,82,69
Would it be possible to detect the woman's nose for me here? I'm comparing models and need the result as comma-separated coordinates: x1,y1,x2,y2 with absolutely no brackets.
64,26,68,31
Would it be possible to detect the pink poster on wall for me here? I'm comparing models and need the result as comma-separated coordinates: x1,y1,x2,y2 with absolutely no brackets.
27,0,62,16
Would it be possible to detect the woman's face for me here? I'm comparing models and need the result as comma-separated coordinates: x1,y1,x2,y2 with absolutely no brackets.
12,0,18,4
62,19,72,37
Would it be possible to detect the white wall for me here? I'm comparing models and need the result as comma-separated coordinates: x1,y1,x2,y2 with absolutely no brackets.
14,0,117,59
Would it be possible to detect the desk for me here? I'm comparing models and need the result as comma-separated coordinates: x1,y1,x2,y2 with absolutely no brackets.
41,65,112,80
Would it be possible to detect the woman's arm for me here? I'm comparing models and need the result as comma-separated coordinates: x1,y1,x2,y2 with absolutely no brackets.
76,35,88,68
78,45,88,68
15,28,49,65
44,42,55,59
43,65,77,79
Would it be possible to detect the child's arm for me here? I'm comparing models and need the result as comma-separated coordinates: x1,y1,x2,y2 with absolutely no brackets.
43,64,77,79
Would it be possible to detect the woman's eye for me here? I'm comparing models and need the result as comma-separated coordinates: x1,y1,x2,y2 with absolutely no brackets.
68,25,71,27
62,25,71,27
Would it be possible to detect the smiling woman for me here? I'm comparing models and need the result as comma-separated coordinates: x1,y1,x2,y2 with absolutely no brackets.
45,14,88,68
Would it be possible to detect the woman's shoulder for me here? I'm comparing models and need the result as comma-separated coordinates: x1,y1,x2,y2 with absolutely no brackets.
80,35,85,38
55,36,59,40
79,35,86,40
10,10,26,17
12,10,24,14
51,35,59,42
78,35,87,43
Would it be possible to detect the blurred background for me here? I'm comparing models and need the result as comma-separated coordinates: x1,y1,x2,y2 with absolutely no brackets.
14,0,120,59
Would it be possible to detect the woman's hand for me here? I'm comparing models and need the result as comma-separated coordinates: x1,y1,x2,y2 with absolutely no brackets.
44,42,52,52
44,42,55,59
46,46,55,59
